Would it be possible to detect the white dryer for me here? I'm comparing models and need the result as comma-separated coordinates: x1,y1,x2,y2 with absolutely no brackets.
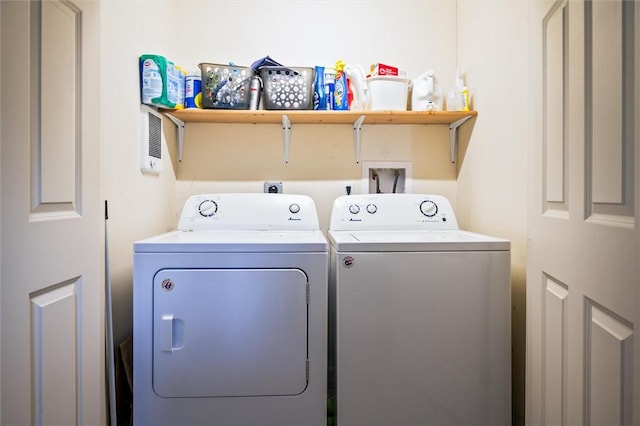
133,193,328,426
328,194,511,426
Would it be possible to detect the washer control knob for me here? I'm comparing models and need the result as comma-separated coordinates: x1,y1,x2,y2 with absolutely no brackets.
289,203,300,214
419,200,438,217
198,199,218,217
366,203,378,214
349,204,360,214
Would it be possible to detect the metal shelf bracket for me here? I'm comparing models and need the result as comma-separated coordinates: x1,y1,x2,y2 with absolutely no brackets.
353,115,366,164
449,115,472,163
282,114,292,163
165,113,185,162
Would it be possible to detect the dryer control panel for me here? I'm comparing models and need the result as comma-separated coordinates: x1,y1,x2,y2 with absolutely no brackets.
178,193,321,231
329,194,459,231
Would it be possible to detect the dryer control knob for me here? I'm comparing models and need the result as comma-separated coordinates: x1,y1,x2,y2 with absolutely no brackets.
366,204,378,214
289,203,300,214
419,200,438,217
348,204,360,214
198,199,218,217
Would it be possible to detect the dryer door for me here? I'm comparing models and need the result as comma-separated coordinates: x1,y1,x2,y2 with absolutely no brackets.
152,268,309,398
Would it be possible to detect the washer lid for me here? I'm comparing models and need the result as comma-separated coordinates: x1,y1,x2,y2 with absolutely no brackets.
328,229,510,252
135,229,328,253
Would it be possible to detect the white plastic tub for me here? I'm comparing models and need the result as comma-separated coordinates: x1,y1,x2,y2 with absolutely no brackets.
366,76,410,110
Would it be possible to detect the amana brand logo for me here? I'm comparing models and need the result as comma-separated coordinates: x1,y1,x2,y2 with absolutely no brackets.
161,278,174,291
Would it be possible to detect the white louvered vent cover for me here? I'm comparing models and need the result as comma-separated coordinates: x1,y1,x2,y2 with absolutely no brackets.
140,105,163,173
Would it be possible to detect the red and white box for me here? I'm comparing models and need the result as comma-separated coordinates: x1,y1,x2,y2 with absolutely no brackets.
370,63,399,76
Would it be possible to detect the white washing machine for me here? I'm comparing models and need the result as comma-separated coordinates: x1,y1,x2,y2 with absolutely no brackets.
133,193,328,426
328,194,511,426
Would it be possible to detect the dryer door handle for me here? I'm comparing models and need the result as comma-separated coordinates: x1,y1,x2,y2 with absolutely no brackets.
160,314,185,353
160,314,185,352
161,314,174,352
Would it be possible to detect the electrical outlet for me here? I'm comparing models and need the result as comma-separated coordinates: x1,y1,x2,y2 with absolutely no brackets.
264,182,283,193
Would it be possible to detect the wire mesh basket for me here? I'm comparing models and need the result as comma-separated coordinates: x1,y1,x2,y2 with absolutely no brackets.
199,63,252,109
259,67,315,110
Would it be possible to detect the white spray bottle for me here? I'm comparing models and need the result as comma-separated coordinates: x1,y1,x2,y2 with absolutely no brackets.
411,69,443,111
344,64,369,111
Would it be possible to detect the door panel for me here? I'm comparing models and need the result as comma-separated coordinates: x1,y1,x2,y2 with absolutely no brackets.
585,301,633,425
544,1,567,207
31,279,81,425
527,1,639,425
1,1,103,425
590,0,623,204
153,268,309,398
543,274,568,426
31,0,81,217
39,0,79,206
586,0,635,221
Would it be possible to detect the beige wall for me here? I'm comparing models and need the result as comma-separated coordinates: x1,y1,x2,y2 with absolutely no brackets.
457,2,528,425
175,123,459,231
171,1,460,228
102,1,528,424
101,1,179,347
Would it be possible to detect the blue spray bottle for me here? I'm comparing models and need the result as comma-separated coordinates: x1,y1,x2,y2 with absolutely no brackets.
313,66,326,110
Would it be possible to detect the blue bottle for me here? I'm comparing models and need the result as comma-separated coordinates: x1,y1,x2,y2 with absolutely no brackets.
333,60,349,110
324,68,335,110
313,66,326,110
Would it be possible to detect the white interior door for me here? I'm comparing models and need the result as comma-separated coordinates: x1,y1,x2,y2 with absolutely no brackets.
527,0,639,424
1,1,104,425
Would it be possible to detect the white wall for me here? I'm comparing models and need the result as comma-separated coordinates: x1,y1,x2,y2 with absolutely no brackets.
171,1,458,86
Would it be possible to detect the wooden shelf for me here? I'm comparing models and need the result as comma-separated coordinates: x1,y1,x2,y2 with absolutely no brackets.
161,109,477,164
165,109,477,125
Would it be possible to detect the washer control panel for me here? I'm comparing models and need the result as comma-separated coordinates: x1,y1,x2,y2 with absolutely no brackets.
178,193,320,231
330,194,459,231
